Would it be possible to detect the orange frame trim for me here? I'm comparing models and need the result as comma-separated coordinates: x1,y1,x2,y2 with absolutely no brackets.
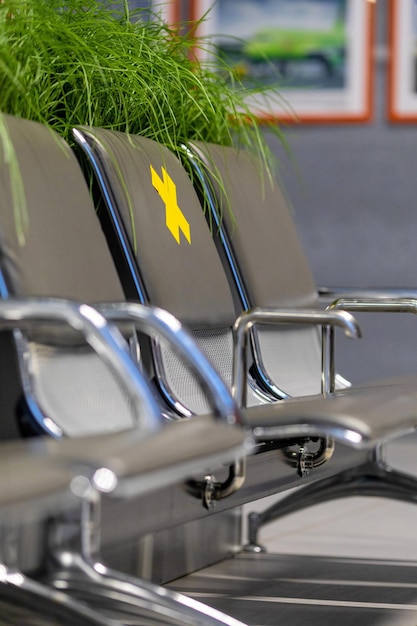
188,0,375,125
170,0,181,25
162,0,181,25
387,0,417,122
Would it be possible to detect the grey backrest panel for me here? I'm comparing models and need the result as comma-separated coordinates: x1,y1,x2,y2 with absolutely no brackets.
255,326,322,397
0,115,137,435
76,128,236,329
161,327,266,414
188,141,318,309
0,115,124,303
75,127,268,414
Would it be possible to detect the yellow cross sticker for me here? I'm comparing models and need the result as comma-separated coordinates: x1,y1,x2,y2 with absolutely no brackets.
150,165,191,245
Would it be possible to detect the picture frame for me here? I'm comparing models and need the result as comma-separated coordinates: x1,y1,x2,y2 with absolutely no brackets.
189,0,375,123
388,0,417,122
150,0,180,23
111,1,180,23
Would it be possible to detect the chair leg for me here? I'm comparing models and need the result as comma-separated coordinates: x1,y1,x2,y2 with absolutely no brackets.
244,447,417,553
0,526,116,626
45,492,248,626
49,551,248,626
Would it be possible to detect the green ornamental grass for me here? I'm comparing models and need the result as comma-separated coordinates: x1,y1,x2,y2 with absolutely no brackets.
0,0,286,241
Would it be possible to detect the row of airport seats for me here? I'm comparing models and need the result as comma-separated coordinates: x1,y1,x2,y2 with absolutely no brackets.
0,113,417,624
73,125,417,548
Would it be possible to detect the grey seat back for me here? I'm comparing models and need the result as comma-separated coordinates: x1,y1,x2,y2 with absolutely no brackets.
74,128,270,413
0,114,139,436
188,141,330,397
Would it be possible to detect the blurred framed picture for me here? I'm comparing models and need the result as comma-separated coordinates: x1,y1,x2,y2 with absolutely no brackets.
106,1,180,23
190,0,375,123
388,0,417,121
145,0,180,22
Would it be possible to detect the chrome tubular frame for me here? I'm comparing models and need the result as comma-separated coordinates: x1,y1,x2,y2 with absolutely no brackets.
99,302,247,503
279,436,336,477
328,296,417,317
0,418,249,625
328,296,417,391
319,287,417,302
47,456,249,626
244,297,417,552
232,307,361,407
0,437,134,626
0,525,120,626
98,302,243,427
0,298,164,436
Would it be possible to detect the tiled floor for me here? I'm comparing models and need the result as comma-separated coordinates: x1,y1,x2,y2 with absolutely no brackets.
169,433,417,625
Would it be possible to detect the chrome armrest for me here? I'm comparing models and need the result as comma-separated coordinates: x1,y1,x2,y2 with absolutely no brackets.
328,296,417,315
40,418,250,501
0,298,163,434
232,307,361,406
327,297,417,390
0,431,159,519
319,286,417,304
98,302,242,427
0,443,118,626
0,436,180,626
0,439,78,524
99,302,245,503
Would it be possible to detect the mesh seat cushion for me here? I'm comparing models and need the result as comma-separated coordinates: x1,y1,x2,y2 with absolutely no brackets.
255,325,322,397
255,326,348,397
157,328,268,415
29,342,136,437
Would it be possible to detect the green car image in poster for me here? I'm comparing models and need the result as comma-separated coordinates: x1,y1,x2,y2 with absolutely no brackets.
215,0,347,88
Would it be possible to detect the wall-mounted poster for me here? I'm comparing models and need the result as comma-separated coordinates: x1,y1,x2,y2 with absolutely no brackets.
190,0,375,123
388,0,417,121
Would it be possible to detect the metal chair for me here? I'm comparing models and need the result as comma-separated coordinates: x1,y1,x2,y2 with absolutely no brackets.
0,113,255,625
0,405,248,626
71,125,417,537
182,140,417,549
71,127,355,412
7,113,382,624
186,141,417,401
